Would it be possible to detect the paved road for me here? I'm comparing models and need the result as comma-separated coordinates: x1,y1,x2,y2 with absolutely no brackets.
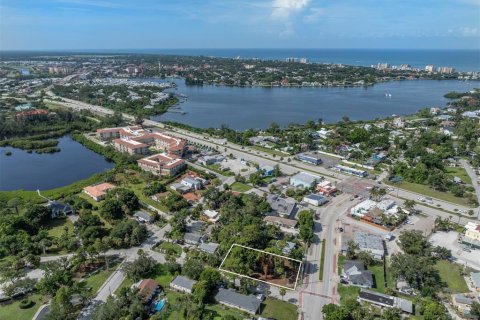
300,194,352,320
459,159,480,219
44,92,477,216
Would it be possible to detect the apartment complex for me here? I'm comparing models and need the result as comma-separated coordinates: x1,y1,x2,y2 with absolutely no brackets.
137,153,186,176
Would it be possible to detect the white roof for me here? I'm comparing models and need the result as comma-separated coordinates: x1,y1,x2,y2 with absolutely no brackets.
204,210,219,219
351,199,377,217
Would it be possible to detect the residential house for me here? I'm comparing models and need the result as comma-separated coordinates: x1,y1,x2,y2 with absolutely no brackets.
181,177,203,190
464,222,480,249
170,276,197,294
290,172,322,188
260,165,275,176
215,288,262,315
452,294,477,317
263,215,298,231
47,201,74,218
184,232,202,245
83,182,116,201
199,242,219,254
358,289,413,314
134,211,153,223
137,279,160,303
170,182,191,194
282,241,296,255
203,210,220,223
342,260,373,288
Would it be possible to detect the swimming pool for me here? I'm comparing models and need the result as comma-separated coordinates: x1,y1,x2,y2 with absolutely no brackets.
154,299,165,312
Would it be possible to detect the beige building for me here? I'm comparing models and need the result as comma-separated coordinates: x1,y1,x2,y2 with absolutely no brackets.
137,153,186,176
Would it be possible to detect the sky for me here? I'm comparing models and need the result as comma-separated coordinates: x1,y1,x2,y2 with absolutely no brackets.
1,0,479,50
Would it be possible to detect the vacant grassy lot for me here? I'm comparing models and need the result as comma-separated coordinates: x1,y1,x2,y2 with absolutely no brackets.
231,182,252,193
446,167,473,185
0,293,44,320
157,241,183,257
386,180,471,206
368,263,394,294
260,297,298,320
435,260,469,293
338,284,360,304
250,145,287,157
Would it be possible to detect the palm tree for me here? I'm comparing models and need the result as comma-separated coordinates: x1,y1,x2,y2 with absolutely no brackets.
279,288,286,300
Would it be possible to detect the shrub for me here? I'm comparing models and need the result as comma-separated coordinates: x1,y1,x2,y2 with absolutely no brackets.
19,299,34,309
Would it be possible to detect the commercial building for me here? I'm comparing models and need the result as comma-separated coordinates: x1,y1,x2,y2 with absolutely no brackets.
170,276,197,294
290,172,322,188
316,180,337,196
353,231,385,259
350,199,378,218
214,288,262,315
333,165,368,177
464,222,480,249
296,152,323,165
137,153,186,177
266,194,297,218
303,194,329,206
83,182,116,201
113,138,149,155
358,289,413,314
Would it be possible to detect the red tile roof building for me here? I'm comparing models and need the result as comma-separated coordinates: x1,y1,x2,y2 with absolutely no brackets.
83,182,116,201
137,153,186,176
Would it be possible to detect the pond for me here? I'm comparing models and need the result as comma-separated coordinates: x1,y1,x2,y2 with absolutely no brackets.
0,135,114,191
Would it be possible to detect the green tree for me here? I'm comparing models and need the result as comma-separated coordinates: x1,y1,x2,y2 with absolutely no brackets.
122,250,157,281
279,287,286,300
298,210,315,244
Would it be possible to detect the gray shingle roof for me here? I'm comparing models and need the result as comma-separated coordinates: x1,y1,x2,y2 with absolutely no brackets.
170,275,197,291
215,288,262,314
471,272,480,288
199,242,219,254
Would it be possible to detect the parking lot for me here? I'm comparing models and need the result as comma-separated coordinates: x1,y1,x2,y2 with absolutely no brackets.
430,231,480,270
219,157,256,175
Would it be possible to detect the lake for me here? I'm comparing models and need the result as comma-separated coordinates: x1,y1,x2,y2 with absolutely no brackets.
152,79,477,130
0,136,114,191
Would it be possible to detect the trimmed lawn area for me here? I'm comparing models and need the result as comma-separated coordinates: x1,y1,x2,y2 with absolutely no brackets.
47,218,74,238
435,260,469,293
231,182,253,193
157,242,183,257
206,163,234,176
206,304,246,320
446,167,472,185
0,293,44,320
368,263,394,294
260,297,298,320
114,277,134,295
153,264,176,287
385,180,471,206
338,284,360,304
319,239,326,280
84,268,115,294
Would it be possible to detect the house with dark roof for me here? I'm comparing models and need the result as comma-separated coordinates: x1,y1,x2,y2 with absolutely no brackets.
184,232,202,245
199,242,219,254
342,260,373,288
266,194,297,218
47,201,74,218
358,289,413,314
215,288,262,315
170,275,197,294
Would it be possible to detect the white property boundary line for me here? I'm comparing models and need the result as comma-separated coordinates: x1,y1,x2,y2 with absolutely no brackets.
218,243,303,291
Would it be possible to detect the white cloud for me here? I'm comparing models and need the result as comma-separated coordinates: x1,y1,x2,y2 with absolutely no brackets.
459,26,479,36
304,7,324,23
271,0,310,20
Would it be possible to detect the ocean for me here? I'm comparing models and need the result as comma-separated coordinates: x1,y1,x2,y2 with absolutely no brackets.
107,48,480,72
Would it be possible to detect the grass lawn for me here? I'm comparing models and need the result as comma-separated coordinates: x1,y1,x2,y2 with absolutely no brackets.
231,182,253,193
157,242,183,257
47,218,74,238
153,264,176,287
114,277,134,295
260,297,298,320
338,284,360,304
250,145,287,157
368,263,394,294
435,260,470,293
206,304,246,320
319,239,326,281
206,163,234,176
84,268,115,294
446,167,472,185
385,180,471,206
0,293,44,320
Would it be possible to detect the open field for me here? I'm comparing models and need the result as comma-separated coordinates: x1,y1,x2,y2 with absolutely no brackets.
260,297,298,320
368,263,394,294
47,217,74,238
386,180,472,206
446,167,473,185
435,260,470,293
